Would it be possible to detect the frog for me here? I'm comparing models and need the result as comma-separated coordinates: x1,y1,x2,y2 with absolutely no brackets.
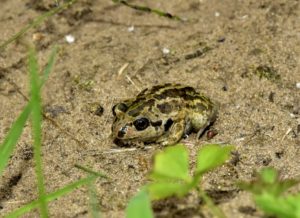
111,83,218,146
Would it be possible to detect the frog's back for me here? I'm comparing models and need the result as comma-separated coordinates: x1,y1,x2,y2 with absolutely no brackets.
127,83,216,117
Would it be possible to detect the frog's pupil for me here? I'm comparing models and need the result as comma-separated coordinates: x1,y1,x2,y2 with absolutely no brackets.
133,118,149,131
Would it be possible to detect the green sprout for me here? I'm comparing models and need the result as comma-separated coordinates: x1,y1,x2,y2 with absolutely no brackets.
126,144,234,218
239,168,300,218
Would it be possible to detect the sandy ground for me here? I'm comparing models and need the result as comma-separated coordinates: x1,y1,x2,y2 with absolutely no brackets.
0,0,299,217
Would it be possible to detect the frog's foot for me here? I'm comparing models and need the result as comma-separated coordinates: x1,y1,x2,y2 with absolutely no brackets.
133,141,146,149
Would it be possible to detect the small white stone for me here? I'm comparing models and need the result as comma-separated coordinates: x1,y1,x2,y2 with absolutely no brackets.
241,15,248,19
65,34,75,44
296,82,300,89
215,11,220,17
162,47,170,54
127,25,135,32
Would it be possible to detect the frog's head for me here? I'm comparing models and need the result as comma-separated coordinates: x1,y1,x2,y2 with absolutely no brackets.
111,102,165,143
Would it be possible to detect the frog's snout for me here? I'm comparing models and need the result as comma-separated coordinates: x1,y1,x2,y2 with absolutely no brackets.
117,126,128,138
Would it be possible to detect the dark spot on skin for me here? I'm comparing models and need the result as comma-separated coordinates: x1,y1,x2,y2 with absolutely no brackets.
154,86,198,101
127,99,155,117
131,97,146,105
112,103,128,116
136,88,148,97
157,103,172,114
196,103,208,111
164,118,174,132
151,120,162,127
118,126,127,138
127,105,144,117
113,138,127,147
148,83,173,94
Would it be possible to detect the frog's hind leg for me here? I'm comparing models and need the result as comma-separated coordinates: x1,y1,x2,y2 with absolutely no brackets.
159,119,185,146
183,120,193,139
196,124,209,139
196,119,216,139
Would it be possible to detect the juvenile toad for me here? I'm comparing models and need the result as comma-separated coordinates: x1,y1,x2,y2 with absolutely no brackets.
112,83,218,146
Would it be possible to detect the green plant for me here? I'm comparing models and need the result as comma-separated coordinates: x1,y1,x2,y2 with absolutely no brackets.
0,47,106,217
239,168,300,218
126,189,153,218
126,144,234,218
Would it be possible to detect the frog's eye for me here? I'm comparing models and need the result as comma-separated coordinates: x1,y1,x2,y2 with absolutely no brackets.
112,103,128,116
133,117,150,131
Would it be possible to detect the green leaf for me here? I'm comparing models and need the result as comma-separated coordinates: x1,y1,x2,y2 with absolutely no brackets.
260,168,278,184
255,192,300,218
147,144,193,200
150,144,190,181
126,189,153,218
29,46,49,217
196,144,234,175
40,46,57,85
88,181,101,218
0,104,31,175
147,182,190,200
238,167,299,196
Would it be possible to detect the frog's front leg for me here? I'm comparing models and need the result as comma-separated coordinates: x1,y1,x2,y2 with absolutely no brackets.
159,118,185,146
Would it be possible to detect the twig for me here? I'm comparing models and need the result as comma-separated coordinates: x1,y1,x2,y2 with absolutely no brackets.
125,75,141,91
117,62,129,77
112,0,183,21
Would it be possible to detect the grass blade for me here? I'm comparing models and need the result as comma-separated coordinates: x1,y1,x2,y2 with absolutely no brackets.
74,164,109,179
5,176,97,218
40,46,57,85
88,182,101,218
0,104,31,175
29,47,48,217
0,46,57,176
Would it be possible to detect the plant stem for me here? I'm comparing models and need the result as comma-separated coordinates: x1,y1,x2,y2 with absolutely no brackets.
112,0,183,21
197,187,227,218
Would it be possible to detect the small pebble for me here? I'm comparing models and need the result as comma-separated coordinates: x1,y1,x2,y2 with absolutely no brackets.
215,11,220,17
94,106,104,117
241,15,248,19
296,82,300,89
127,25,135,32
162,47,170,54
207,129,218,139
217,37,226,43
65,34,75,44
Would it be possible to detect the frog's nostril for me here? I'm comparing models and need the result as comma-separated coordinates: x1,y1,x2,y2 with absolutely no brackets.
118,126,127,138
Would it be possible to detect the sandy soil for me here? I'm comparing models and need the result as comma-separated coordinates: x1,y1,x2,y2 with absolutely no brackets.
0,0,299,217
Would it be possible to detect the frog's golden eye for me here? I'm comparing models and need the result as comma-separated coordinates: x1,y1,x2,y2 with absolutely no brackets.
133,117,150,131
112,103,128,116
